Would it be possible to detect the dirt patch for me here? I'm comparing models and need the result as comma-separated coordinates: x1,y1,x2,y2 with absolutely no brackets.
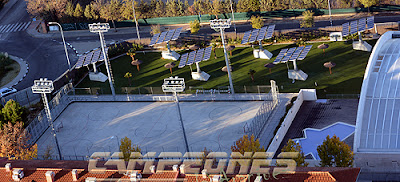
0,61,20,87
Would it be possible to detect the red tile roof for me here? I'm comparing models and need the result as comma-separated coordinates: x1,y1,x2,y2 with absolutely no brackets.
0,158,360,182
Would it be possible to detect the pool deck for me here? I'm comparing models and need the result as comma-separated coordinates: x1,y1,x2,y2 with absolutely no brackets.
276,99,359,158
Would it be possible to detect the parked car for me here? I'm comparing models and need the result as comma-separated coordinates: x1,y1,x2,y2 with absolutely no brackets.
0,87,17,98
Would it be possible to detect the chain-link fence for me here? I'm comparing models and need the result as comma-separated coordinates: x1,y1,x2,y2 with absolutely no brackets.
244,83,279,138
1,86,40,107
73,85,274,95
26,83,74,144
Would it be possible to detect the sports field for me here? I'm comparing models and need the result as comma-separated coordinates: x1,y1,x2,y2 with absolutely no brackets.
36,101,266,157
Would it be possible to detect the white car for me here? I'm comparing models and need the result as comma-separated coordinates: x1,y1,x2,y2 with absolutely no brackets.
0,87,17,98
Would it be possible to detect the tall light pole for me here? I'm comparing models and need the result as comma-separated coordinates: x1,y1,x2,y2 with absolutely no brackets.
210,19,235,94
229,0,237,35
162,77,189,152
48,22,71,71
31,78,62,160
328,0,333,27
89,23,116,100
132,0,141,40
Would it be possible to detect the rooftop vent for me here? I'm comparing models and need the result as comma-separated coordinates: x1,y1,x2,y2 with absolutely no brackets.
12,169,24,181
45,171,55,182
72,169,78,181
5,163,11,172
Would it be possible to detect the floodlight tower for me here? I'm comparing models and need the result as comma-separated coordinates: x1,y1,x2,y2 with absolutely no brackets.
162,77,189,152
210,19,235,94
31,78,62,160
89,23,116,99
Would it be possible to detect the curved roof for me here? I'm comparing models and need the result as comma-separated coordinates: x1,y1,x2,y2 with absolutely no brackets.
355,31,400,153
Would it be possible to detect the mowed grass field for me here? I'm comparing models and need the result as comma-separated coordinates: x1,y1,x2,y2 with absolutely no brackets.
77,40,375,97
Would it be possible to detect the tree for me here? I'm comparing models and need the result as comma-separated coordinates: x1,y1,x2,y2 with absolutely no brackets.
317,135,354,167
25,0,68,21
1,99,25,125
300,10,314,28
281,139,309,167
189,20,200,34
73,3,84,20
119,136,141,161
0,122,37,160
231,134,265,154
211,0,223,19
84,5,93,20
155,0,165,17
248,69,256,82
358,0,379,13
166,0,178,17
100,0,123,32
43,145,54,160
124,72,133,86
121,0,133,20
250,15,263,29
65,1,75,17
151,24,161,35
237,0,259,12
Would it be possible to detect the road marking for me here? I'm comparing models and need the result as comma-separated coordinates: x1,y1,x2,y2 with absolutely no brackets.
0,24,11,33
5,24,18,32
22,22,31,30
0,25,4,32
17,22,28,31
12,22,23,32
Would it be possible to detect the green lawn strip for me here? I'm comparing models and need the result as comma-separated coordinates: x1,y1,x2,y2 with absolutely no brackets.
76,40,375,97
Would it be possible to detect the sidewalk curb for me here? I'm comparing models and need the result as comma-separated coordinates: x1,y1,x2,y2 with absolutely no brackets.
1,55,29,89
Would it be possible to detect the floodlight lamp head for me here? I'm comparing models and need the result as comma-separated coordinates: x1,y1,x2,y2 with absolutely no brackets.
32,78,54,94
210,19,231,29
89,23,110,33
162,77,185,93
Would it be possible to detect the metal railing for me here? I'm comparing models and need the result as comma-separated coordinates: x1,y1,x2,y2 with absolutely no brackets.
26,83,74,144
1,86,40,107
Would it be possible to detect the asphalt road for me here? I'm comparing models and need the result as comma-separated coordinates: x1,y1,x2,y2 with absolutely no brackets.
1,0,400,91
55,15,400,43
0,0,77,90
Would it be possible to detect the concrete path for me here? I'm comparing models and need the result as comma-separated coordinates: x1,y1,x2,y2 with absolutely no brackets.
1,55,28,89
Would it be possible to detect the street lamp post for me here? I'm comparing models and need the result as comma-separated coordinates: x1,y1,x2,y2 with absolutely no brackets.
328,0,333,27
48,22,71,71
210,19,235,94
229,0,237,35
89,23,116,100
31,78,62,160
132,0,141,40
162,77,189,152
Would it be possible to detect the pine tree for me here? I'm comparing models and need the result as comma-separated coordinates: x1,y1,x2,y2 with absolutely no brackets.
281,139,309,167
176,0,185,16
1,99,25,125
65,1,75,17
155,0,165,17
119,136,141,161
231,134,265,154
166,0,178,17
73,3,84,19
183,0,190,15
317,135,354,167
84,5,93,20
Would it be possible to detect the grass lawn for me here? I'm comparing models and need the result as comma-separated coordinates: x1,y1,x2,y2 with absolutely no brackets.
76,40,375,97
0,60,20,87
